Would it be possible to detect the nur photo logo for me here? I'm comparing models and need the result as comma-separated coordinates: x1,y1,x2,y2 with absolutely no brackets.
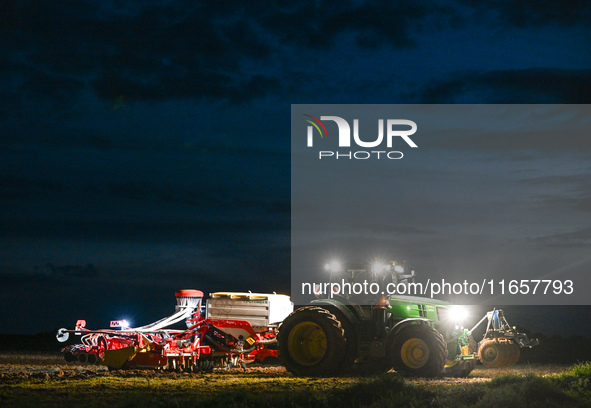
304,114,418,160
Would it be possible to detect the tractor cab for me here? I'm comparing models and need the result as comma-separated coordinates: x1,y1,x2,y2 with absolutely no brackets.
321,259,415,304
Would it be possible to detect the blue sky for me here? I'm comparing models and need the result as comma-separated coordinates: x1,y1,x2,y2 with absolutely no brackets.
1,0,591,334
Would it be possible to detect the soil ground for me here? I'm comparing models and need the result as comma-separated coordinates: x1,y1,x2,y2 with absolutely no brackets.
0,351,581,407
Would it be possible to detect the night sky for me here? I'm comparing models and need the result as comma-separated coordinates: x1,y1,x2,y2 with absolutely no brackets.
1,1,591,336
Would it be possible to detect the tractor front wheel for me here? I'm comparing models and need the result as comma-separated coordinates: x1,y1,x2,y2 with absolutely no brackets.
388,324,447,377
278,306,346,376
443,335,477,377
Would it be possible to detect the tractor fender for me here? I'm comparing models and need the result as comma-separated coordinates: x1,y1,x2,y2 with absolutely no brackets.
310,299,359,326
388,318,432,339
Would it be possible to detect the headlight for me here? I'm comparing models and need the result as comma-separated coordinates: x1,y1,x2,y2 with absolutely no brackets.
324,261,342,273
372,261,391,274
449,305,469,323
372,261,384,273
439,306,469,327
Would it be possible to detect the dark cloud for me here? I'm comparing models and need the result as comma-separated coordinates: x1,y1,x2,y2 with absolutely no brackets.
0,218,288,243
522,174,591,188
268,201,290,215
0,176,68,201
107,182,153,201
521,174,591,212
1,0,276,103
2,263,98,285
2,0,591,334
0,0,450,106
37,263,99,279
534,227,591,247
349,223,435,235
536,193,591,214
324,1,440,49
21,71,85,99
106,181,289,214
262,1,438,50
477,0,591,27
420,69,591,103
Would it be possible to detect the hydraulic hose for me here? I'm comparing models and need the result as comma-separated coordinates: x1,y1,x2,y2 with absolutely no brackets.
256,337,277,345
203,334,257,354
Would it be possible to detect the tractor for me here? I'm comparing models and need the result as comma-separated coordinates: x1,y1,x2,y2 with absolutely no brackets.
278,260,538,377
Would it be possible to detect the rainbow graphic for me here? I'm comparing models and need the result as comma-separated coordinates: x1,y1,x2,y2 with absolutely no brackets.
304,114,328,147
304,114,328,137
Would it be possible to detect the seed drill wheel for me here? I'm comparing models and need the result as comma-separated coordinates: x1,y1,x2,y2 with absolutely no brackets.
64,351,75,363
478,339,518,368
87,353,98,365
279,306,346,376
77,352,88,364
389,324,447,377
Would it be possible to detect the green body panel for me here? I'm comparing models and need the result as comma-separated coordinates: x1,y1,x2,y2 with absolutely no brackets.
387,295,449,325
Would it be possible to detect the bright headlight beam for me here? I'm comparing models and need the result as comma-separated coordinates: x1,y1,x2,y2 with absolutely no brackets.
325,260,342,273
449,306,469,322
372,261,391,274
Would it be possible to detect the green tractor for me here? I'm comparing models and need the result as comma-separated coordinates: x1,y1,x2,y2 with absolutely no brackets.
279,260,538,377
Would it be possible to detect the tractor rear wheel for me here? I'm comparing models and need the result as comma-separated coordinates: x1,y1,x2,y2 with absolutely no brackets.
279,306,346,377
324,307,358,372
388,324,447,377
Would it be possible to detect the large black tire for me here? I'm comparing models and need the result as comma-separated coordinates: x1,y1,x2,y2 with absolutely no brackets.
323,307,357,372
278,306,346,376
321,308,392,375
388,324,447,377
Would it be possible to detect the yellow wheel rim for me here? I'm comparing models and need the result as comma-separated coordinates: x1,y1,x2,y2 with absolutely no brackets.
400,338,430,369
287,321,327,366
444,359,458,368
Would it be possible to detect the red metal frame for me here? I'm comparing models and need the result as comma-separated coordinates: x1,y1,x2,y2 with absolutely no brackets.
60,300,279,370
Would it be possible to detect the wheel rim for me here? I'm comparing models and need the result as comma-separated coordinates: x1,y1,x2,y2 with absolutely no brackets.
401,338,430,369
482,344,499,363
287,321,328,367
